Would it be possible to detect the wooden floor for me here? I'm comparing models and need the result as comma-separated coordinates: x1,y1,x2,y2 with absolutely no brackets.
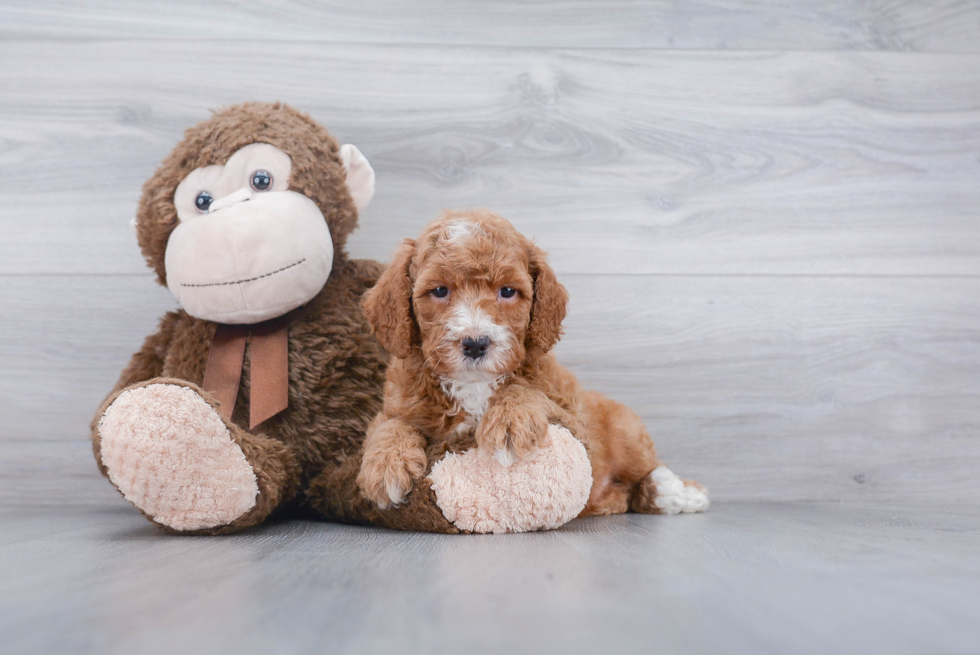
1,1,979,653
3,503,980,655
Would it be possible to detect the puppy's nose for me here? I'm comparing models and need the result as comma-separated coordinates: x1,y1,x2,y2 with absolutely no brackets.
461,336,491,360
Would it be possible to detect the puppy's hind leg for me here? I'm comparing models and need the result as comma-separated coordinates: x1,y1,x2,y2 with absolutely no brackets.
630,467,709,515
580,390,709,516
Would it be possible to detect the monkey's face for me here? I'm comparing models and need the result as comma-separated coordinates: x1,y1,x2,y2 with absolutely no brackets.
163,142,371,324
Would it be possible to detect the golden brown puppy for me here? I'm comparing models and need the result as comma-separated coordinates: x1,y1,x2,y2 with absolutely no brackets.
358,209,709,518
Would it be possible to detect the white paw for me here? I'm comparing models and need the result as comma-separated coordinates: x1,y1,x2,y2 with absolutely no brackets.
99,384,258,531
650,466,710,515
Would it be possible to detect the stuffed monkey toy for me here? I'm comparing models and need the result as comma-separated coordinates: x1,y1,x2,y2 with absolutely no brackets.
91,102,592,535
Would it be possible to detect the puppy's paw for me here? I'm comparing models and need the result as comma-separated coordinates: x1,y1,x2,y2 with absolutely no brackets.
357,444,428,509
476,400,549,467
631,466,710,515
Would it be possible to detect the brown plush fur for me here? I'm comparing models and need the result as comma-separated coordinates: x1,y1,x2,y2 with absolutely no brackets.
90,102,458,534
359,210,702,516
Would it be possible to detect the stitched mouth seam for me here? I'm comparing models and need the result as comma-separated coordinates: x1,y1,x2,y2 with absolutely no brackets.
181,258,307,288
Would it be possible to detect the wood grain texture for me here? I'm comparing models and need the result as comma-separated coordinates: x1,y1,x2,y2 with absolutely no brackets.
2,7,979,654
3,503,979,655
2,0,979,52
3,5,979,654
3,274,977,507
1,4,978,524
1,42,980,276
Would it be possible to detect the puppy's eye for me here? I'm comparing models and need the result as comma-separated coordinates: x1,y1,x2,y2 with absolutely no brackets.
195,191,213,213
250,169,273,191
499,286,517,299
431,286,449,299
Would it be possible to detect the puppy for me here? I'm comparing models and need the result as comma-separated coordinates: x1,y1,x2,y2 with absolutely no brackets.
357,209,708,517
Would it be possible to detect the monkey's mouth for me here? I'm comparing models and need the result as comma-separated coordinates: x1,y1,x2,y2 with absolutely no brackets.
180,259,306,288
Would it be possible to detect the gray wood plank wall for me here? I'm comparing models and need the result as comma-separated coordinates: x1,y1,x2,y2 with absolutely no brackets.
1,1,978,507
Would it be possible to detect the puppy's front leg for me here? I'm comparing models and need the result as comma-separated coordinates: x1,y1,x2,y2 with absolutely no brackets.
357,415,428,509
475,384,554,466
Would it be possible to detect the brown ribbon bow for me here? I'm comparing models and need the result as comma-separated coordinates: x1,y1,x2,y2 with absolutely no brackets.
202,319,289,429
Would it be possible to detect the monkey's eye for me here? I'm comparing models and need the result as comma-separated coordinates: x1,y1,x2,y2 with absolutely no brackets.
250,169,273,192
499,286,517,299
194,191,213,213
431,286,449,299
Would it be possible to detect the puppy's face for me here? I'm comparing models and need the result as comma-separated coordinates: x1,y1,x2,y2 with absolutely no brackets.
412,221,533,379
363,210,568,379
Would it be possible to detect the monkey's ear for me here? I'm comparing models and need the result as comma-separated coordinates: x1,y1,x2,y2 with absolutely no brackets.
362,239,418,359
525,244,569,355
339,144,375,214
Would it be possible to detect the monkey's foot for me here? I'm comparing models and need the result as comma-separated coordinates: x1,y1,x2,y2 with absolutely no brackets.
429,424,593,534
98,383,258,531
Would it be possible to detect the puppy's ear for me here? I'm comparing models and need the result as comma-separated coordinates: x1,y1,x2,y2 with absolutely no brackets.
525,244,569,354
362,239,419,359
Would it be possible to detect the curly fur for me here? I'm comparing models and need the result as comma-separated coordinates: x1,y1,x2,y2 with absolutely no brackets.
359,210,708,516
